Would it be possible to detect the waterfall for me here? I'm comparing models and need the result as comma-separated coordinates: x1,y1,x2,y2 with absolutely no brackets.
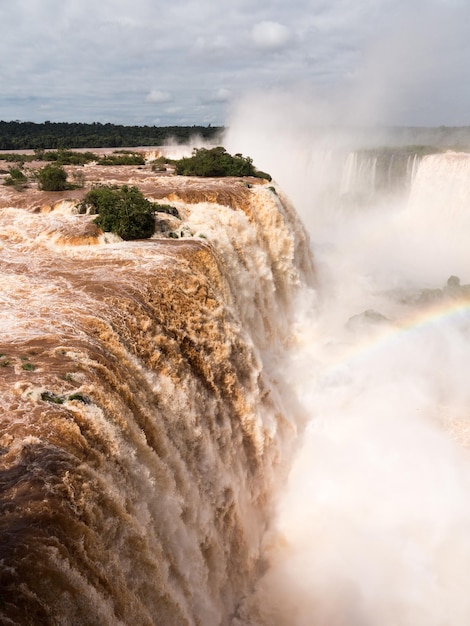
0,182,314,625
340,151,378,197
4,141,470,625
408,151,470,220
339,149,422,201
224,136,470,625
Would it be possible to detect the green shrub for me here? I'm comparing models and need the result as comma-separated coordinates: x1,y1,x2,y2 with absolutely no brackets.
40,149,98,165
152,156,169,171
174,146,271,180
0,153,34,163
37,163,69,191
98,151,145,166
4,167,27,187
79,184,158,240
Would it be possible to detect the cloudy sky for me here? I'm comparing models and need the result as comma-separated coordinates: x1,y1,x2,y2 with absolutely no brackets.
1,0,469,127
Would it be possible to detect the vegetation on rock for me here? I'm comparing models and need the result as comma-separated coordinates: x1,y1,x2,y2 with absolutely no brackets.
3,166,28,188
97,151,145,166
21,362,36,371
41,390,90,404
174,146,272,180
37,164,69,191
78,185,179,240
35,149,99,165
1,144,271,182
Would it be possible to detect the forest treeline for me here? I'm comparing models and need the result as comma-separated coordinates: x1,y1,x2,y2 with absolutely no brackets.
0,121,223,150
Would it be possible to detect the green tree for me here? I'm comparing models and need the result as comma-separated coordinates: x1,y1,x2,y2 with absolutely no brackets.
174,146,271,180
79,185,157,240
37,163,68,191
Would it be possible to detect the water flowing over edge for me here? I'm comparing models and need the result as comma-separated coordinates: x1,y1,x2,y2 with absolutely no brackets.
4,142,470,625
0,174,314,625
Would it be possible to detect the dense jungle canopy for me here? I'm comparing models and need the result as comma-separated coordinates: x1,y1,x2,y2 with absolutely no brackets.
0,121,223,150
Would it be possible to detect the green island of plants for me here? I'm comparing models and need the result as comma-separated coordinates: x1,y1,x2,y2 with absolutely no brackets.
78,185,180,240
34,162,87,190
37,163,71,191
35,149,99,165
97,150,145,166
174,146,272,180
3,166,28,188
41,390,90,405
0,148,147,166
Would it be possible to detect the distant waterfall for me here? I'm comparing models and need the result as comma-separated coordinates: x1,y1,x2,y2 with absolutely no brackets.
340,149,421,200
408,151,470,218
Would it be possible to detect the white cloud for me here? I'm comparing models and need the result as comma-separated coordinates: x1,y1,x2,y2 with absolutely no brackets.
0,1,470,125
251,21,291,50
146,90,172,104
202,88,232,104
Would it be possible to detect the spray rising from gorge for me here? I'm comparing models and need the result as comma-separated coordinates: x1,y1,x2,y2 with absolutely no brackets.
226,99,470,625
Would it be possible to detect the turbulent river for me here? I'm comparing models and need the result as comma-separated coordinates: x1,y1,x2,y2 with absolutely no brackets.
3,142,470,625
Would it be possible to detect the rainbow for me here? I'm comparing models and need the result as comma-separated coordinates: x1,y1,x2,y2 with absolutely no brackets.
327,294,470,370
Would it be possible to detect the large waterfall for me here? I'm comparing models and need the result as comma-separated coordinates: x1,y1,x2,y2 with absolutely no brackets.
3,144,470,625
225,119,470,624
0,178,313,625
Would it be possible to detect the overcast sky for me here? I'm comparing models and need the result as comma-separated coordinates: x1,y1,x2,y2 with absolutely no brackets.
1,0,469,127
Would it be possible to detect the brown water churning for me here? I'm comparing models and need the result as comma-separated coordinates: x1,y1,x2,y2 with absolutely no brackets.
0,172,314,625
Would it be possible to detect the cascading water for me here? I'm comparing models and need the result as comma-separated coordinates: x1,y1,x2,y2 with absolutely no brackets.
339,149,422,201
0,177,314,625
3,138,470,625
225,119,470,624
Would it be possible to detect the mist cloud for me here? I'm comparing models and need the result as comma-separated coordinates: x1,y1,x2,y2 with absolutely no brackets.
226,22,470,619
228,100,470,625
225,5,470,619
